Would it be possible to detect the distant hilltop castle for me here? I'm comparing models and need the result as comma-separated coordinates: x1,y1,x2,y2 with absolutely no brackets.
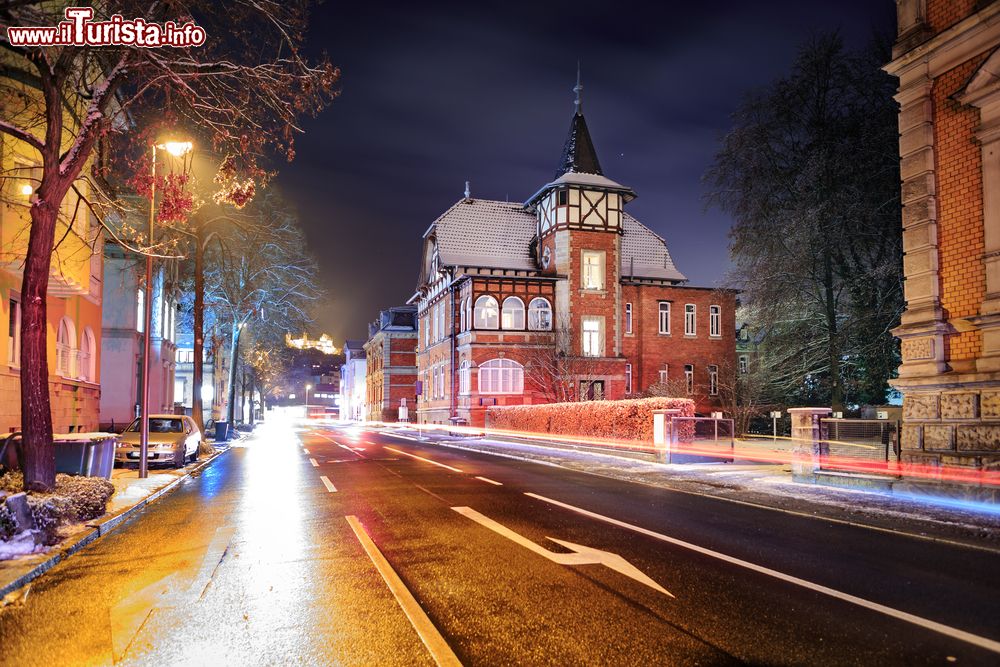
285,332,340,355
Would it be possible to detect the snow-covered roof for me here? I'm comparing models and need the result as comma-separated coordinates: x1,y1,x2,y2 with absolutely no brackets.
430,199,538,271
426,198,685,282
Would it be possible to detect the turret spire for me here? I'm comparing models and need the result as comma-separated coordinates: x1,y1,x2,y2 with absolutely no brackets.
555,65,602,178
574,61,583,113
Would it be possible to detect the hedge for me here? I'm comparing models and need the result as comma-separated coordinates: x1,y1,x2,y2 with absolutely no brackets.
486,397,695,443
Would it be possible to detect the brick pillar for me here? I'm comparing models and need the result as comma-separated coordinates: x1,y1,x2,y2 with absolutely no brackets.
788,407,832,477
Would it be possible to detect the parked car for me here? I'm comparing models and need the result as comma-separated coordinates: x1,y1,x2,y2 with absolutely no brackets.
115,415,203,468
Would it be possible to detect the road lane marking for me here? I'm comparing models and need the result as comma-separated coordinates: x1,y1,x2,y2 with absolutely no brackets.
475,476,503,486
302,448,309,454
309,458,319,467
346,516,462,667
524,492,1000,655
314,432,368,458
384,446,463,473
319,475,337,493
452,506,671,597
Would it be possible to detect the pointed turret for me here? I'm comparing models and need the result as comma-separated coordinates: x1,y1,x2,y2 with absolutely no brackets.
555,111,603,178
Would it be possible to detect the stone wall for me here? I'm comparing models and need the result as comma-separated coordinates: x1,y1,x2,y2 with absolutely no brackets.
902,390,1000,468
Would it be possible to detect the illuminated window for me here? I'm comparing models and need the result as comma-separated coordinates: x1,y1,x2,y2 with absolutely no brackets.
685,304,696,336
581,250,604,290
582,317,603,357
465,296,472,332
460,297,467,332
8,296,21,366
709,365,719,396
474,295,499,329
658,302,670,334
459,360,471,394
739,355,749,374
136,289,145,333
501,296,525,330
625,303,633,334
56,316,76,377
528,298,552,331
685,364,694,394
710,305,721,338
478,358,523,395
79,327,96,382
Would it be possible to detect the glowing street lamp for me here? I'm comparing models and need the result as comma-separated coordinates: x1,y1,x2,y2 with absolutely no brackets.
305,383,312,407
139,137,193,479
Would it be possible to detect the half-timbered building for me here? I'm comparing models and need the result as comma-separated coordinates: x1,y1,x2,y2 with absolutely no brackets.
412,89,735,426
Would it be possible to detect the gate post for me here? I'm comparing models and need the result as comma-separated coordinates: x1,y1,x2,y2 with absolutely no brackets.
652,409,682,463
787,407,832,477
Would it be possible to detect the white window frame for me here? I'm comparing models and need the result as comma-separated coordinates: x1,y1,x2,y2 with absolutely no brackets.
709,365,719,396
659,364,668,384
8,295,21,367
625,302,633,335
79,327,96,382
581,316,603,357
56,316,76,378
625,363,632,394
478,358,524,395
658,302,670,335
528,297,552,331
474,295,499,330
581,250,605,290
460,297,467,332
709,305,721,338
684,364,694,394
685,304,696,336
501,296,525,330
136,289,145,333
739,355,749,374
459,360,471,395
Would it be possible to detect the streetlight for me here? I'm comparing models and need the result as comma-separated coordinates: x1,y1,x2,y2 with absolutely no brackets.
139,138,193,479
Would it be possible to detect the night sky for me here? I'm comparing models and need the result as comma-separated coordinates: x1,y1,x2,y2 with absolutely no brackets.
275,0,896,343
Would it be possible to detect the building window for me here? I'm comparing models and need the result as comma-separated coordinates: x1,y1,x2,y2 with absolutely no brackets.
474,295,499,329
709,365,719,396
582,316,603,357
56,316,76,377
136,289,144,333
658,302,670,334
528,297,552,331
459,360,471,395
684,364,694,394
423,313,430,348
625,363,632,394
739,355,749,374
625,303,633,334
501,296,525,330
558,188,568,206
685,304,696,336
79,327,96,382
465,297,472,332
581,250,605,290
709,305,721,338
8,295,21,366
479,358,524,395
460,297,467,332
659,364,668,384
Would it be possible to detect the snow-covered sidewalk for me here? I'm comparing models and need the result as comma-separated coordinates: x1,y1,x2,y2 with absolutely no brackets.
391,427,1000,550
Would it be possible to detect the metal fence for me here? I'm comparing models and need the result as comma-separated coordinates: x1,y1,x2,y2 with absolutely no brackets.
818,418,900,467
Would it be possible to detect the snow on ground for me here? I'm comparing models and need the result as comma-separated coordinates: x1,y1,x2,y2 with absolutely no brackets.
0,531,44,561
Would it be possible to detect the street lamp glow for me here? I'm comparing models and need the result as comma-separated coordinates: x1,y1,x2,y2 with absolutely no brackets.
157,141,193,157
19,183,32,196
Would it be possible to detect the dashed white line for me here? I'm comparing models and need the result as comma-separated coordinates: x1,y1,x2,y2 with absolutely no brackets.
475,476,503,486
346,516,462,666
384,446,463,473
524,492,1000,655
309,458,319,468
319,475,337,493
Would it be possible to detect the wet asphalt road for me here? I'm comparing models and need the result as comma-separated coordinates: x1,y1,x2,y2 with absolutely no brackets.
1,419,999,666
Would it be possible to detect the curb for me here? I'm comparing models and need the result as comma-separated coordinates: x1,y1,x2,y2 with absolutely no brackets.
0,448,229,601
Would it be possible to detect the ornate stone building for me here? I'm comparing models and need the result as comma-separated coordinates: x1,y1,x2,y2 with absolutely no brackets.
887,0,1000,468
411,88,735,426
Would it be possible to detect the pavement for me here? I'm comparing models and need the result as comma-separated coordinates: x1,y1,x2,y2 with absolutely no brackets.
0,419,999,665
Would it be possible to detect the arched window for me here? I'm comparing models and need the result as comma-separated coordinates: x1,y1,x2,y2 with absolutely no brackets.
459,297,467,332
465,297,472,332
79,327,96,382
56,316,76,377
474,295,499,329
528,298,552,331
501,296,525,330
478,358,524,395
459,360,471,394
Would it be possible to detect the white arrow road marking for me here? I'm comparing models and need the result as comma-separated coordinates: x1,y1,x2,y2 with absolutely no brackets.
525,492,1000,655
451,506,672,597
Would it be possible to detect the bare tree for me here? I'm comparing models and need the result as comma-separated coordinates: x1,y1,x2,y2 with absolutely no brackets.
0,2,338,490
522,327,622,402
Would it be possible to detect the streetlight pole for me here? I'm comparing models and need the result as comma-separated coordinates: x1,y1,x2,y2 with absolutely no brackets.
139,140,192,478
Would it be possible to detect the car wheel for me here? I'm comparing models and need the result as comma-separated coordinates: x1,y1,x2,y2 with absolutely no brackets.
189,446,198,463
175,449,186,467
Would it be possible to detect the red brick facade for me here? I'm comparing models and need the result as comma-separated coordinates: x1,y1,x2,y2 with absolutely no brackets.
364,307,418,422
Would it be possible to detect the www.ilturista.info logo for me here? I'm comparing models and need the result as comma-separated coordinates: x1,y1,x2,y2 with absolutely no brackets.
6,6,206,48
